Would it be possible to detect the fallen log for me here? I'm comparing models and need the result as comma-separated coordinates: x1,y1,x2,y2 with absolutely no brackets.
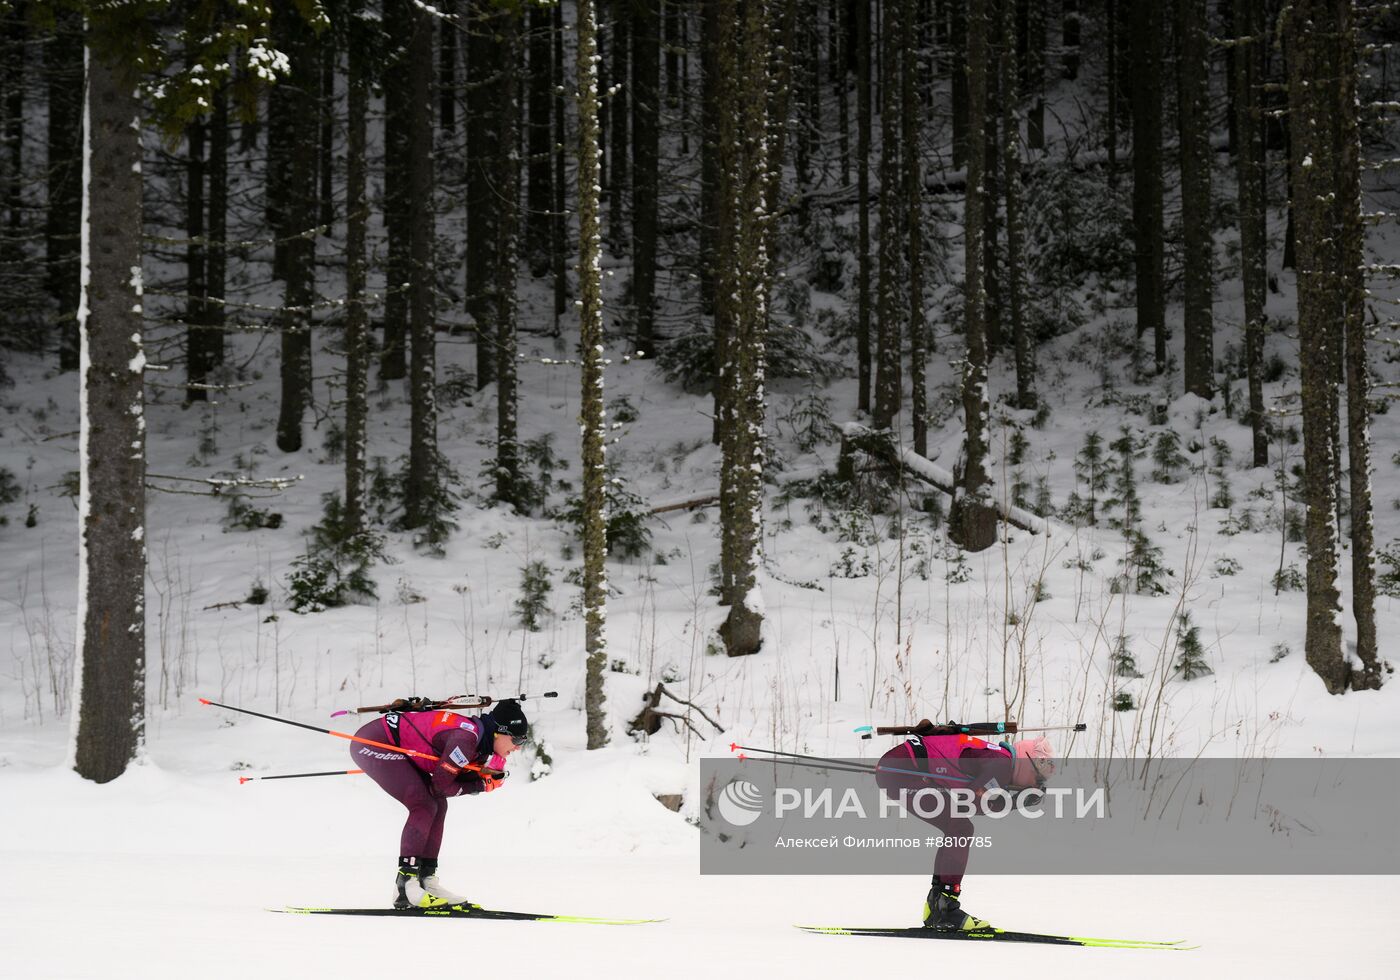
838,422,1049,536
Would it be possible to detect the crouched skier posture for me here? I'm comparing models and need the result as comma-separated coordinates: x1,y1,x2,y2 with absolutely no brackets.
353,699,530,908
876,731,1053,931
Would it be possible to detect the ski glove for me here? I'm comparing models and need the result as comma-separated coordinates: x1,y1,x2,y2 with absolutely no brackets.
460,770,506,794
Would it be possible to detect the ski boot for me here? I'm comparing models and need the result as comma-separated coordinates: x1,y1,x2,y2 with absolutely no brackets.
922,881,992,932
416,858,475,909
395,857,474,910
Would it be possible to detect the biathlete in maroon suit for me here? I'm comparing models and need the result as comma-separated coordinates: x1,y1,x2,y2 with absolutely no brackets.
353,699,530,909
876,732,1055,931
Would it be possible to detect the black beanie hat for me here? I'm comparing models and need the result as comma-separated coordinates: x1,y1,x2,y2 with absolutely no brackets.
490,699,530,741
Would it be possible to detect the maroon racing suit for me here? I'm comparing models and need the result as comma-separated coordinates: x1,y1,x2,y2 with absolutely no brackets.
874,735,1014,888
352,710,502,858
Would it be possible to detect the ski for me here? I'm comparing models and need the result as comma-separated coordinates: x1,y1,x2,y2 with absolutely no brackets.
274,904,661,925
797,924,1194,950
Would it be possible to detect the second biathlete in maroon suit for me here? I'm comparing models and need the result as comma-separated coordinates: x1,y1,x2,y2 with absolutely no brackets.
876,732,1054,931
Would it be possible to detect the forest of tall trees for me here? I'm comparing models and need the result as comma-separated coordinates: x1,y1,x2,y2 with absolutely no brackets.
0,0,1392,780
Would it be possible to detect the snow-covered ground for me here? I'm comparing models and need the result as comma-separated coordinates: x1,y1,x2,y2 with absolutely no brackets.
2,758,1397,978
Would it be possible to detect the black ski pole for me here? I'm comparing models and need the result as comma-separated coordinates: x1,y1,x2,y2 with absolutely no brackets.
730,744,974,784
238,769,365,785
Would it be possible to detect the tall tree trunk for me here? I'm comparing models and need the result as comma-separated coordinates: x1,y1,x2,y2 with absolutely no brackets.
717,0,769,658
856,0,872,412
406,1,441,527
609,0,630,250
950,0,967,170
527,3,553,273
665,0,680,107
700,0,720,318
345,3,370,536
794,0,818,225
1026,0,1044,149
1130,0,1165,374
1179,0,1213,399
1285,0,1346,694
836,0,850,186
1062,0,1080,79
72,42,146,784
1,3,23,260
319,39,335,231
440,0,458,136
1004,0,1032,409
46,7,83,372
873,0,902,432
766,0,799,232
577,0,611,748
185,112,209,402
206,84,228,370
705,0,730,443
380,0,410,382
274,9,319,454
905,0,928,456
1105,0,1118,185
679,4,690,157
553,0,568,325
1235,0,1268,466
950,0,997,553
466,0,498,389
982,0,1002,354
553,1,569,326
493,10,522,508
1335,0,1383,689
632,0,660,357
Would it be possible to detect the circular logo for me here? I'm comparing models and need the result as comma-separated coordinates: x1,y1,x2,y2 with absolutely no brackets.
716,778,764,827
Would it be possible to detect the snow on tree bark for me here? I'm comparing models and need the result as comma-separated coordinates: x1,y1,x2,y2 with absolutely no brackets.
631,0,660,357
578,0,611,748
717,0,770,657
345,1,371,535
1130,0,1165,374
1335,0,1384,689
873,0,902,434
273,5,318,454
1234,0,1269,468
408,0,441,525
950,0,997,554
1178,0,1213,401
1002,0,1032,411
492,9,523,510
72,45,146,784
1286,0,1348,694
905,0,928,456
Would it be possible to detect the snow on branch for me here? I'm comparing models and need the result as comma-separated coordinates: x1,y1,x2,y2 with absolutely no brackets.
839,422,1049,536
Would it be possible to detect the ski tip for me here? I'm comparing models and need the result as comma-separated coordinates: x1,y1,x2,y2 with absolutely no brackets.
198,698,211,706
238,776,252,785
329,710,348,718
729,742,738,752
544,915,668,926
